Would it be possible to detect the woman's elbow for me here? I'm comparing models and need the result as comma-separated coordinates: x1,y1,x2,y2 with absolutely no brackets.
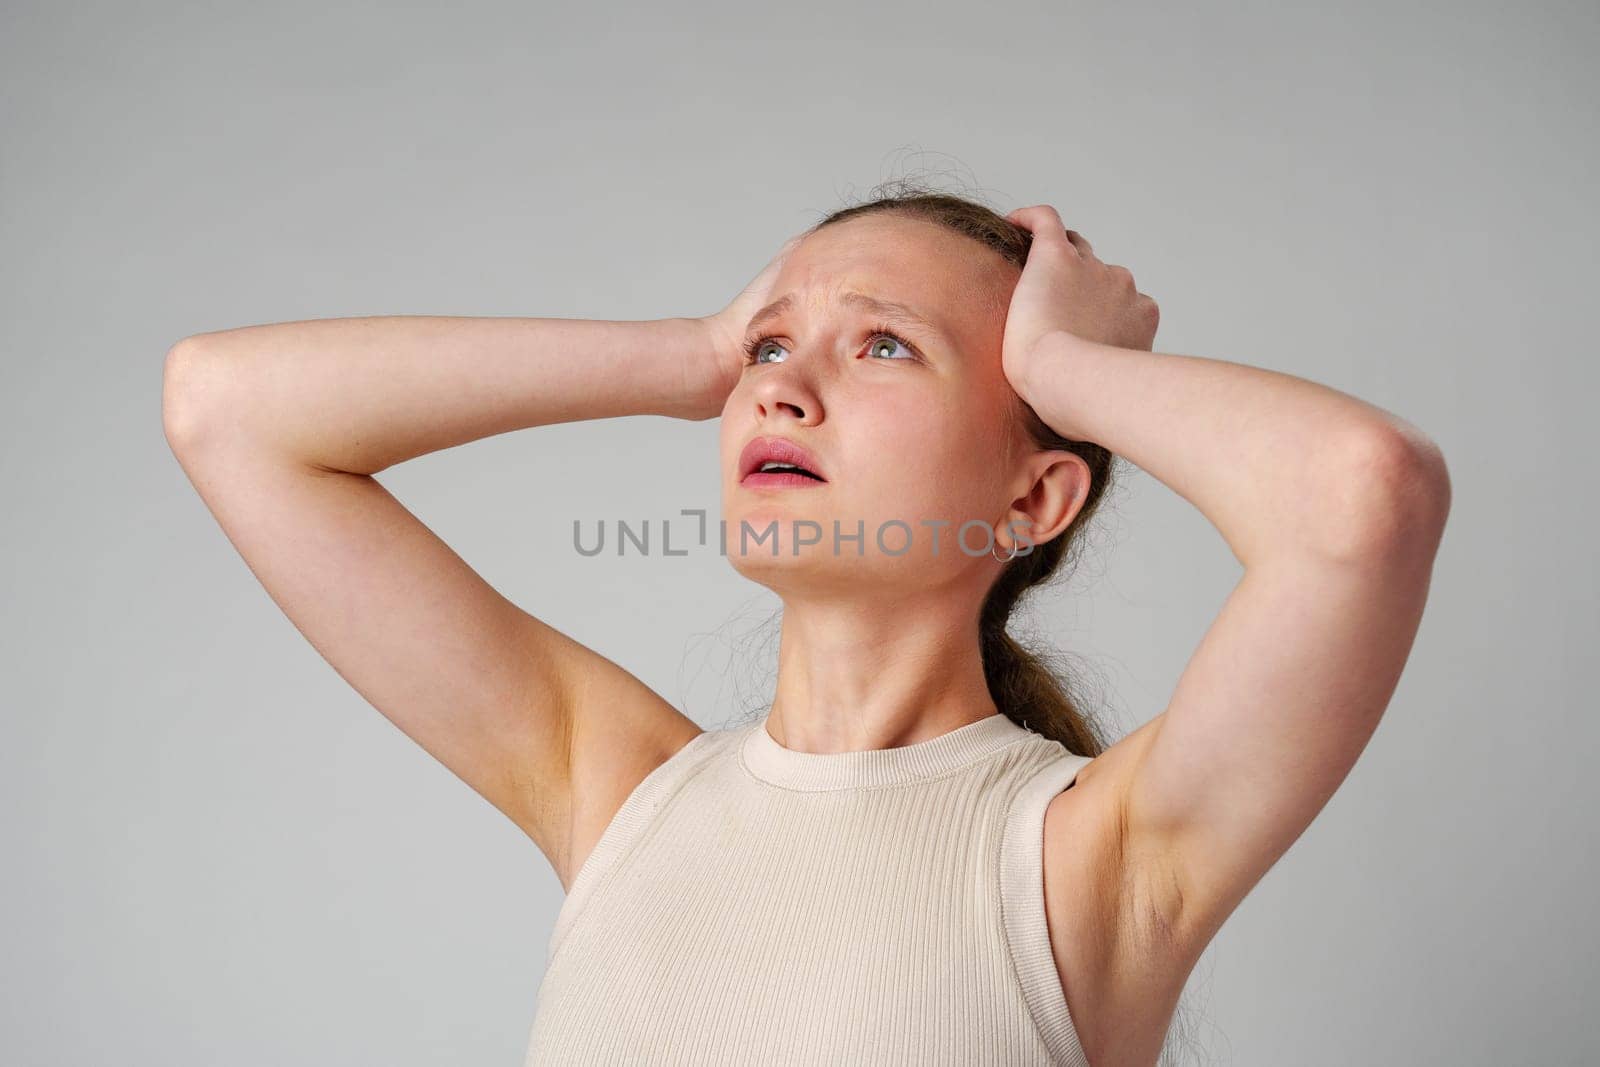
162,335,237,459
1330,424,1452,562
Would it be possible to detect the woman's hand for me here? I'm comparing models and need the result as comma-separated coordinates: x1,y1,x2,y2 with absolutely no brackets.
1000,205,1160,413
684,231,807,420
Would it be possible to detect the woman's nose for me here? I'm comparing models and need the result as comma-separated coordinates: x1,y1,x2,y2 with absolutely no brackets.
751,363,822,425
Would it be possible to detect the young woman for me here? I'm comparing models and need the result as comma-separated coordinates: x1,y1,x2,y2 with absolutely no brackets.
162,192,1451,1066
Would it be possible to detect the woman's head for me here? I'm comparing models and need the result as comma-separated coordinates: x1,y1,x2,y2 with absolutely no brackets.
719,188,1116,756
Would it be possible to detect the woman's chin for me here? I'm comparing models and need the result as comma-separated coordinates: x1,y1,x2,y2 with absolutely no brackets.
724,532,969,597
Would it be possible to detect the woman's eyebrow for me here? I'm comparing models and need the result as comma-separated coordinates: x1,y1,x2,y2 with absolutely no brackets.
744,291,945,338
838,292,944,337
745,294,794,334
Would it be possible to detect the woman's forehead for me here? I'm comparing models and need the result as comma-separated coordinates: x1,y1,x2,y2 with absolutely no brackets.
771,216,1014,333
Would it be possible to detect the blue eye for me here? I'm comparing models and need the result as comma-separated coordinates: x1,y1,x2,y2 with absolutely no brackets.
743,338,788,365
740,324,922,366
865,332,915,360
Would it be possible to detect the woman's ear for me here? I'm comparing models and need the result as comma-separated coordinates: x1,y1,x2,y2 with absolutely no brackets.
999,449,1091,550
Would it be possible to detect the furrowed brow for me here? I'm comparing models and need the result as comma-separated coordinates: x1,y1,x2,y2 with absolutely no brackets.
744,291,944,338
839,291,943,337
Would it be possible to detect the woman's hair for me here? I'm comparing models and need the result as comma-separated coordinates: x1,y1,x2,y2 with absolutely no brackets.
807,183,1117,758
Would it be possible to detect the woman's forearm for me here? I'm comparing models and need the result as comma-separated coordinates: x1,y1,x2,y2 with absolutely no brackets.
1017,330,1450,567
165,315,714,474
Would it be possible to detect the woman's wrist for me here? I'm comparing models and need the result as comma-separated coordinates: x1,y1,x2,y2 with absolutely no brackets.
657,315,730,422
1009,329,1096,430
674,313,746,422
551,315,724,423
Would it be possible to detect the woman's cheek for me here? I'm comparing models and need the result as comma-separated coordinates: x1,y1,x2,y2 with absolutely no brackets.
867,441,972,524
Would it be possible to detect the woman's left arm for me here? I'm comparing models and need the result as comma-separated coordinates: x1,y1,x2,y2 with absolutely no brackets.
1006,206,1452,955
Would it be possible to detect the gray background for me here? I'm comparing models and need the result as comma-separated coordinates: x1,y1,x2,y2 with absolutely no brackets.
3,1,1594,1064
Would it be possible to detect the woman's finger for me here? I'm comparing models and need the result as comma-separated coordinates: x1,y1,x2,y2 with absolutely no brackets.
1007,204,1068,236
1007,205,1084,258
1063,229,1096,259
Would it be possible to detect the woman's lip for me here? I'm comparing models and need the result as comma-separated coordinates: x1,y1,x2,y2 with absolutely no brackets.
738,435,829,482
740,470,829,489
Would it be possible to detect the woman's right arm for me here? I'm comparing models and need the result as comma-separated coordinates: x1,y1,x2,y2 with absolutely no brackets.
161,312,735,891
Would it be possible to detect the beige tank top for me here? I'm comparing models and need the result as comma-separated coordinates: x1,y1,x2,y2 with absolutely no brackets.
525,712,1097,1066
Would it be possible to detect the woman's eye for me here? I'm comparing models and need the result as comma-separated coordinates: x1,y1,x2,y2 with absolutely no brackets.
866,334,914,360
743,330,916,366
747,340,788,365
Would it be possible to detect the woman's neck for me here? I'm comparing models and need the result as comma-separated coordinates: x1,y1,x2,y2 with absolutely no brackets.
761,592,999,754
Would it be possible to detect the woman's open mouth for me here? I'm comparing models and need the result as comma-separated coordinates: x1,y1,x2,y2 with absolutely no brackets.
737,435,830,489
742,461,828,489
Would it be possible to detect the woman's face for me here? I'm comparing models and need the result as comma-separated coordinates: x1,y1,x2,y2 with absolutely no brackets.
719,213,1032,594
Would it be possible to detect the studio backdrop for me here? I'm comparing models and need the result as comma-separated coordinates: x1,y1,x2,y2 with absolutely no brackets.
2,2,1594,1064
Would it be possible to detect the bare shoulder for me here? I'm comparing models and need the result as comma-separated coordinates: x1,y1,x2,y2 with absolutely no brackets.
1041,712,1205,1067
557,676,705,894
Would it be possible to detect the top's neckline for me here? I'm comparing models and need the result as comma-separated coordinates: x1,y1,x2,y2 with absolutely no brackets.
739,712,1031,791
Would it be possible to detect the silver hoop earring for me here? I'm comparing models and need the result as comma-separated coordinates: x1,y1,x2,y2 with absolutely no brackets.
991,540,1018,563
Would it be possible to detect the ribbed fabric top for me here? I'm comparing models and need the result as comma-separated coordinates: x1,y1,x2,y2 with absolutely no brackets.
741,712,1032,790
525,712,1097,1066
